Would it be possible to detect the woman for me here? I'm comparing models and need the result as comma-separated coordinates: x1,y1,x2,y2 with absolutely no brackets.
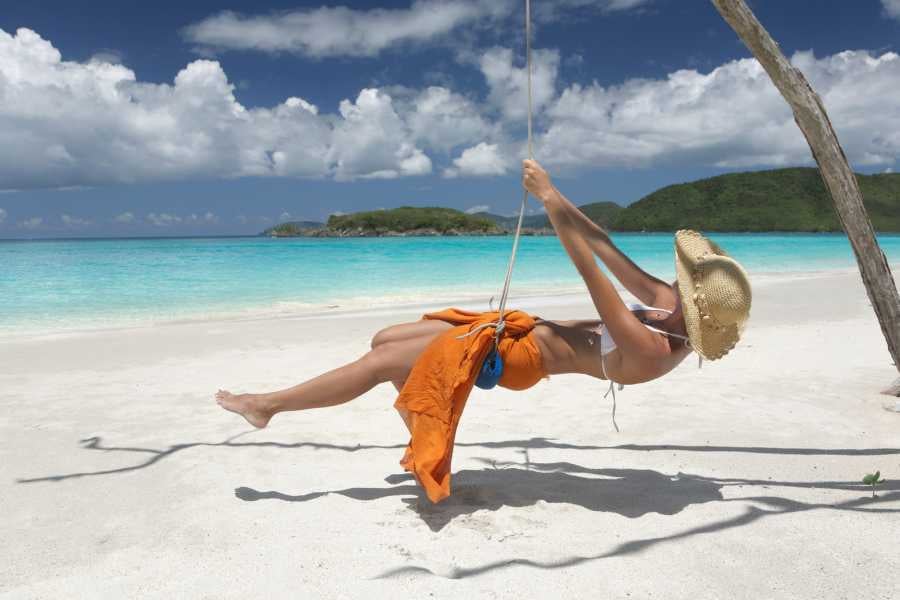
216,159,751,501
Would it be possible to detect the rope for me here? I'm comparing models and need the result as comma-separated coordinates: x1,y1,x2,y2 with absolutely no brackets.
525,0,534,160
492,0,533,337
457,0,532,345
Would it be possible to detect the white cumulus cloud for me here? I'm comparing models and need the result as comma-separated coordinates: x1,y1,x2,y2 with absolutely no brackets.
113,212,135,223
540,50,900,170
3,27,900,191
480,47,560,122
883,0,900,20
146,213,182,227
329,88,432,180
537,0,654,21
183,1,508,58
61,214,91,227
464,204,491,214
403,86,493,152
183,1,653,57
0,208,6,223
0,28,433,190
445,142,508,177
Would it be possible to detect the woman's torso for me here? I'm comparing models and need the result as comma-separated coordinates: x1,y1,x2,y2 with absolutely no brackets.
532,318,606,378
532,316,690,384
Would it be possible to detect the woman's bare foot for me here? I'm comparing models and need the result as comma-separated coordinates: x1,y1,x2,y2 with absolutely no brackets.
215,390,274,429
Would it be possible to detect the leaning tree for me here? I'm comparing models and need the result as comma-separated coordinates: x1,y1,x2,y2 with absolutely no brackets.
711,0,900,397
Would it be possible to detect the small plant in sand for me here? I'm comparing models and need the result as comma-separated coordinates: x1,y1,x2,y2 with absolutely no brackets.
862,471,886,498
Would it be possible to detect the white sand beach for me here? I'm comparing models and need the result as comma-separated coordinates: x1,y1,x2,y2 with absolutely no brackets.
1,268,898,598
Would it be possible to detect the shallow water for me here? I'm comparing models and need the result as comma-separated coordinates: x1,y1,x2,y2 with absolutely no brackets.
2,233,898,335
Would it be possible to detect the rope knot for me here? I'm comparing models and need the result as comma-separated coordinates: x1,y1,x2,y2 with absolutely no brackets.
495,320,506,336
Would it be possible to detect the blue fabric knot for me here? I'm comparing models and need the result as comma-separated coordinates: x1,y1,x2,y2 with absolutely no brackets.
475,347,504,390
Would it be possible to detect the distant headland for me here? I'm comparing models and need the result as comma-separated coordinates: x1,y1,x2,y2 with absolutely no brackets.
261,167,900,237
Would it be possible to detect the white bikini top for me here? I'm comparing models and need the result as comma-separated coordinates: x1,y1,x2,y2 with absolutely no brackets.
597,302,698,432
596,302,691,356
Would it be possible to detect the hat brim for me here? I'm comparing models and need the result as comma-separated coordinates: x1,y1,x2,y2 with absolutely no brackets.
675,240,742,361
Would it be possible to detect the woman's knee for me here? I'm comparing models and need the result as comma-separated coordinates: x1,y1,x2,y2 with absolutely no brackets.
371,325,398,349
361,342,406,383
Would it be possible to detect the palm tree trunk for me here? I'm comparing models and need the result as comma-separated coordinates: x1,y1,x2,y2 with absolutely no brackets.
710,0,900,395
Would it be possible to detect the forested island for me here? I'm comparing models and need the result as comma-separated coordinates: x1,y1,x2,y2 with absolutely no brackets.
264,207,502,237
262,167,900,237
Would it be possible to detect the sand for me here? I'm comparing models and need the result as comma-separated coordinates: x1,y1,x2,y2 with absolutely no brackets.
1,268,898,598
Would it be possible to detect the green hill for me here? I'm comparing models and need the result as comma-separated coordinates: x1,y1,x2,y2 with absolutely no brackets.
579,202,624,229
611,168,900,232
327,206,500,235
475,201,622,231
476,212,551,230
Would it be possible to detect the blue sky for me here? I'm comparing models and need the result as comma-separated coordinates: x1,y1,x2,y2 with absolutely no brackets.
1,0,899,238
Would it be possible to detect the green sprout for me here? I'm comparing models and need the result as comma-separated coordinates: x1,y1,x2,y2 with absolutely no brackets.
862,471,886,498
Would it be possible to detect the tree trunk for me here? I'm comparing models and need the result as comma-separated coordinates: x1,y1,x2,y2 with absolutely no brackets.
711,0,900,395
885,377,900,397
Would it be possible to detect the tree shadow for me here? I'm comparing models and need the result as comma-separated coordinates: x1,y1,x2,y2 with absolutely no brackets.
18,432,899,580
15,432,408,484
16,434,900,484
376,488,900,579
236,457,900,533
236,462,726,531
368,462,900,579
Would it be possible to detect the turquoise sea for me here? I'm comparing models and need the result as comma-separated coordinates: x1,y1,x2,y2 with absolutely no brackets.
2,233,899,336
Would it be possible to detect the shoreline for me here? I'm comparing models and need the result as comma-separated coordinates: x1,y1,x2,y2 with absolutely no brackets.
0,264,888,343
4,231,900,243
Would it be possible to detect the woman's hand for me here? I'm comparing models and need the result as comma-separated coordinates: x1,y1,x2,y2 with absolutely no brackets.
522,159,557,204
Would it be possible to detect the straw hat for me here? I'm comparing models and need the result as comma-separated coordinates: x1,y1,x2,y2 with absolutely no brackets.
674,230,752,360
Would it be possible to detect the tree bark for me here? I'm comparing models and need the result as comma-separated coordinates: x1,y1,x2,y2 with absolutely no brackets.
711,0,900,395
885,377,900,397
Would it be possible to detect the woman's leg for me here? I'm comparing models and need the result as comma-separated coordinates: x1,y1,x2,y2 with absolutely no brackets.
215,319,452,428
370,319,453,391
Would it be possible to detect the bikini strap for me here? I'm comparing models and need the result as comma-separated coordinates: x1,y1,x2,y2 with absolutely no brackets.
644,324,702,369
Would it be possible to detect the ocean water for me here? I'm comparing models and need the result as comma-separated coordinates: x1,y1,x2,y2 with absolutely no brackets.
2,233,899,336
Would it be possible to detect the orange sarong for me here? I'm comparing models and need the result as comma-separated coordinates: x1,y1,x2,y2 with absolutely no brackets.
394,308,545,503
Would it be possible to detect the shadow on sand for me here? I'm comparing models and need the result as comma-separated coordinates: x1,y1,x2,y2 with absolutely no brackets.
374,486,900,579
17,433,899,578
16,434,900,484
236,461,726,530
234,456,900,530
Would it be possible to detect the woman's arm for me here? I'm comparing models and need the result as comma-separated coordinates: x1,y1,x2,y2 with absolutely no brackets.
523,160,669,359
528,168,671,306
557,192,671,305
